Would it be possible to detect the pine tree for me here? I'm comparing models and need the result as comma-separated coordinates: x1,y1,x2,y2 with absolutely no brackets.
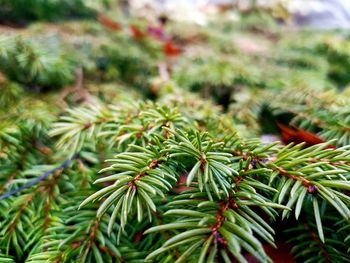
1,2,350,263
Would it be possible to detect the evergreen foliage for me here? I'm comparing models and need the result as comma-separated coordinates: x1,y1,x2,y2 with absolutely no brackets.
0,35,76,90
0,3,350,263
0,0,96,24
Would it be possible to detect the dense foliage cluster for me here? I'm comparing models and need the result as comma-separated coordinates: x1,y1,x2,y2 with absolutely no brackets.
0,0,95,25
0,2,350,262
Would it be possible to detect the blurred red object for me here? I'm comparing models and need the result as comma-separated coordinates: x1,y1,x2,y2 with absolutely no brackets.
173,174,192,193
244,242,296,263
133,230,144,243
277,123,334,148
164,41,182,57
97,14,122,31
130,25,146,39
